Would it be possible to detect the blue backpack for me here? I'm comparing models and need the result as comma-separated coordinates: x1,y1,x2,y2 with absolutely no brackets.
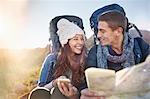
89,4,143,45
49,15,85,53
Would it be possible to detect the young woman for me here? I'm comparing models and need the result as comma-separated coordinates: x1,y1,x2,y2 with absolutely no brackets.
29,18,87,99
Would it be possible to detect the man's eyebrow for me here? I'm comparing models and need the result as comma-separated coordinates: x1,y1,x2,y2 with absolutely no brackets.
98,28,105,32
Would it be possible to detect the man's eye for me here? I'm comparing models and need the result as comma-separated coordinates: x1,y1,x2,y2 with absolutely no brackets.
81,38,84,41
73,38,78,40
99,30,105,34
98,29,105,34
101,31,105,34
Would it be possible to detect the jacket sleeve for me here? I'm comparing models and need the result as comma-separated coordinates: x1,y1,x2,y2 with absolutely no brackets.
86,45,97,68
38,53,57,87
136,37,150,62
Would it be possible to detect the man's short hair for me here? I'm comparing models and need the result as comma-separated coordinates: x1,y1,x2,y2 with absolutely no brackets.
98,11,127,32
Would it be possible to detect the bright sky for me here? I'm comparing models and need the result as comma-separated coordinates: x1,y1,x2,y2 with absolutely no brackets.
0,0,150,49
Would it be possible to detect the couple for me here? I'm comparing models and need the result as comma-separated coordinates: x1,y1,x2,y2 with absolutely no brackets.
29,4,150,99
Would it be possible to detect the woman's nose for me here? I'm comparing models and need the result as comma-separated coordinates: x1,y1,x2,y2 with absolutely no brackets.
78,39,84,44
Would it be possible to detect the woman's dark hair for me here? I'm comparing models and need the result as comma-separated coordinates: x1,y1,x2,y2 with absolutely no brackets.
53,42,86,87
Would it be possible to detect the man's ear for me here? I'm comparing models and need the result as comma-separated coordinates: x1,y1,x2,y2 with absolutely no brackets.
115,27,123,36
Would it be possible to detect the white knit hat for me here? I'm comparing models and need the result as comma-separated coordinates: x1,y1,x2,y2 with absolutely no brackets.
57,18,85,46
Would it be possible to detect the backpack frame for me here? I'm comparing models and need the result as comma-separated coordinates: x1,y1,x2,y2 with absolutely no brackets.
89,4,142,45
49,15,85,53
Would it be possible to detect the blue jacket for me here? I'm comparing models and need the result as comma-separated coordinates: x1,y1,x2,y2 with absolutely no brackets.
38,53,57,87
87,37,150,69
38,53,87,92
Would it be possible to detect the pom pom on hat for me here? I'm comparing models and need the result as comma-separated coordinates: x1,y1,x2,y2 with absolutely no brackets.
57,18,85,46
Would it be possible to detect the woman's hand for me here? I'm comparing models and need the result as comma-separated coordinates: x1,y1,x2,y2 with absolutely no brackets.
52,76,69,87
80,88,105,99
56,76,78,98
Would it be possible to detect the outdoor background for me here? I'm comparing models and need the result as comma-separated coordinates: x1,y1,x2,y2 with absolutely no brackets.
0,0,150,99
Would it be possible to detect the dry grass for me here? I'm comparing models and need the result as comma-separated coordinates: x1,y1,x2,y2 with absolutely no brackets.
0,47,49,99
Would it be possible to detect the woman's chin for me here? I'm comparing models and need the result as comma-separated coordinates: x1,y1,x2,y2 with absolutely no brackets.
74,50,82,55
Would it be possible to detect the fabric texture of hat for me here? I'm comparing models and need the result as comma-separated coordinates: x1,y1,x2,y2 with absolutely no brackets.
57,18,85,46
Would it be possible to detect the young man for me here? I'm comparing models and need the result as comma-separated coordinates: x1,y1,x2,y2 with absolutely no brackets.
81,4,150,99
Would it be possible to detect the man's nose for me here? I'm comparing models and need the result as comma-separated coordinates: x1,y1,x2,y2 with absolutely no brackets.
97,31,102,39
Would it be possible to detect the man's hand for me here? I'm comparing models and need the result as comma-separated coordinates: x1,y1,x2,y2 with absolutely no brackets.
80,88,105,99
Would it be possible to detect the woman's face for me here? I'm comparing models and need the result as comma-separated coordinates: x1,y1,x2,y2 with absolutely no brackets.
68,34,85,54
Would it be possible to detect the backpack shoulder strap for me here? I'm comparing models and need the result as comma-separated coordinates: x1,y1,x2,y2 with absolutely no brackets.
87,45,97,68
134,37,142,64
38,53,57,87
134,37,150,63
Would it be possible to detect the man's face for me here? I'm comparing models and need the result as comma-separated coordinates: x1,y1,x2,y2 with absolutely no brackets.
97,21,117,46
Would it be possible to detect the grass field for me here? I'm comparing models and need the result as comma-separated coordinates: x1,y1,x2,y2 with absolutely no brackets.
0,47,49,99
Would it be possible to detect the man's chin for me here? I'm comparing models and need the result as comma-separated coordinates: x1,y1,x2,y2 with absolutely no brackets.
100,42,106,46
101,43,108,46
